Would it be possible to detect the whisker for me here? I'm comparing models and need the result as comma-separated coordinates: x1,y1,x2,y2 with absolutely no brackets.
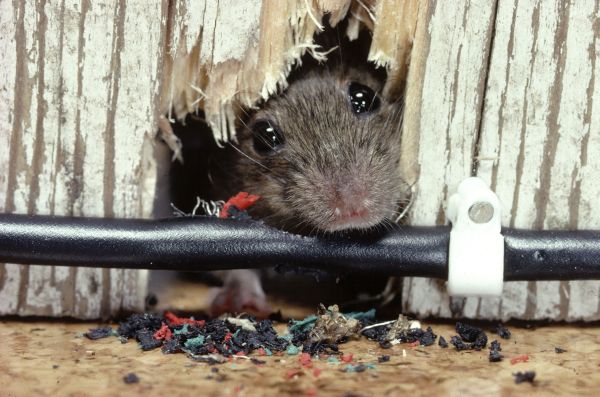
227,143,271,171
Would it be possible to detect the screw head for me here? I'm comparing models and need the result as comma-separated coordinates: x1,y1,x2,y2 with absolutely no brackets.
468,201,494,223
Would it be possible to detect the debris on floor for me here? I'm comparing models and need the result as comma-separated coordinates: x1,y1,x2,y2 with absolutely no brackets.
123,373,140,384
450,322,488,350
510,354,530,365
84,327,116,340
491,324,512,339
84,305,522,385
489,340,503,362
513,371,536,384
438,336,448,348
308,304,361,343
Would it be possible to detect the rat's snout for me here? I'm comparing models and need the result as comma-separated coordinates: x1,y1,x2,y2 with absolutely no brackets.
324,180,377,231
331,185,369,218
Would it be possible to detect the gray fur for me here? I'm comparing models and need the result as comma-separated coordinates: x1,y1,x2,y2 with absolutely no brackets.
233,68,408,234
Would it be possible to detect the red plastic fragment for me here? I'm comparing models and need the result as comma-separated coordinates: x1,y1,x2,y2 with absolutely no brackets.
312,368,322,378
257,348,267,356
408,340,420,348
299,352,312,368
235,351,246,357
510,354,530,365
306,388,318,396
224,332,233,342
153,322,173,341
219,192,261,219
164,311,205,327
286,369,302,379
341,354,354,363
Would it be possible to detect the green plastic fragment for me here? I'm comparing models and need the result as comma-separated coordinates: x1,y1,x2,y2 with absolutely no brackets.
183,335,205,349
344,308,376,321
264,348,273,356
174,324,189,335
288,315,317,333
327,357,340,364
343,363,377,372
286,345,300,355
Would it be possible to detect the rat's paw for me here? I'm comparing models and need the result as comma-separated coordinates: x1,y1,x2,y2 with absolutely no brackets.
207,270,271,317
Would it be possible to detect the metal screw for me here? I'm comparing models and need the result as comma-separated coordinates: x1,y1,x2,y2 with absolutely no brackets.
468,201,494,223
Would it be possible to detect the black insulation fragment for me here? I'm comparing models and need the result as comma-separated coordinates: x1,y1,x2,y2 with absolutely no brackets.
492,324,511,339
451,322,488,351
489,340,503,362
513,371,536,384
378,355,390,363
555,347,567,353
84,327,113,340
123,373,140,384
489,349,503,362
438,336,449,348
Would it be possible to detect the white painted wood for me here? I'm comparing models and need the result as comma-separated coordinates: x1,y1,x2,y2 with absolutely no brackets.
162,0,361,142
400,0,497,319
2,0,598,321
0,0,165,318
0,0,372,319
478,0,600,321
403,0,600,321
0,0,19,313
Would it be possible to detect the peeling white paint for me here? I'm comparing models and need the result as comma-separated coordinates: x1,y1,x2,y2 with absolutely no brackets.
405,0,600,321
200,0,261,65
402,0,496,318
0,0,16,210
0,0,161,318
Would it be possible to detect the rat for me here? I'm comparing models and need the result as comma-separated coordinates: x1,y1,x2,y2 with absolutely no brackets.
207,64,410,316
160,22,413,316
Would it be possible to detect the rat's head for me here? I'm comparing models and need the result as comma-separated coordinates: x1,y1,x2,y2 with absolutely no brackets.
233,69,408,234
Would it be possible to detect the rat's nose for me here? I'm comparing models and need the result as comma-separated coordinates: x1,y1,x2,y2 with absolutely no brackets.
331,185,370,220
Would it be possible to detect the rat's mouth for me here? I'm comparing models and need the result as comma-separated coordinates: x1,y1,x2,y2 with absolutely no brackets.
325,208,383,232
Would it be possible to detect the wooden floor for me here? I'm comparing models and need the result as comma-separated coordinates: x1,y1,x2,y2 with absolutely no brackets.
1,274,600,397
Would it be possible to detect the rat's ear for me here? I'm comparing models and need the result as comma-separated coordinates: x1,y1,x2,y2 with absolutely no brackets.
341,67,385,93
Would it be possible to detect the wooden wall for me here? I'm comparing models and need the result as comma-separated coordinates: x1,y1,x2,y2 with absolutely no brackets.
0,0,408,319
0,0,167,318
401,0,600,321
1,0,598,321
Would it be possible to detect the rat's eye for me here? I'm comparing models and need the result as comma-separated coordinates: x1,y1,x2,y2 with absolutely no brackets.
348,82,380,114
251,120,285,154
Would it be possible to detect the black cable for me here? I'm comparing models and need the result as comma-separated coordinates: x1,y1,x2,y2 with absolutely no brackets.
0,214,447,277
503,228,600,280
1,213,600,280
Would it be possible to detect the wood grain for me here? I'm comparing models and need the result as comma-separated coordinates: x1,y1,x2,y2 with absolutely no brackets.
2,0,599,322
0,0,167,318
402,0,600,321
161,0,412,142
401,0,498,319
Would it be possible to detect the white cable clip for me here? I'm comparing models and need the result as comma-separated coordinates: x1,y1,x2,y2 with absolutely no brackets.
446,177,504,297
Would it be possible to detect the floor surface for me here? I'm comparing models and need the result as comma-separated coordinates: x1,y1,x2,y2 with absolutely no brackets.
1,274,599,397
